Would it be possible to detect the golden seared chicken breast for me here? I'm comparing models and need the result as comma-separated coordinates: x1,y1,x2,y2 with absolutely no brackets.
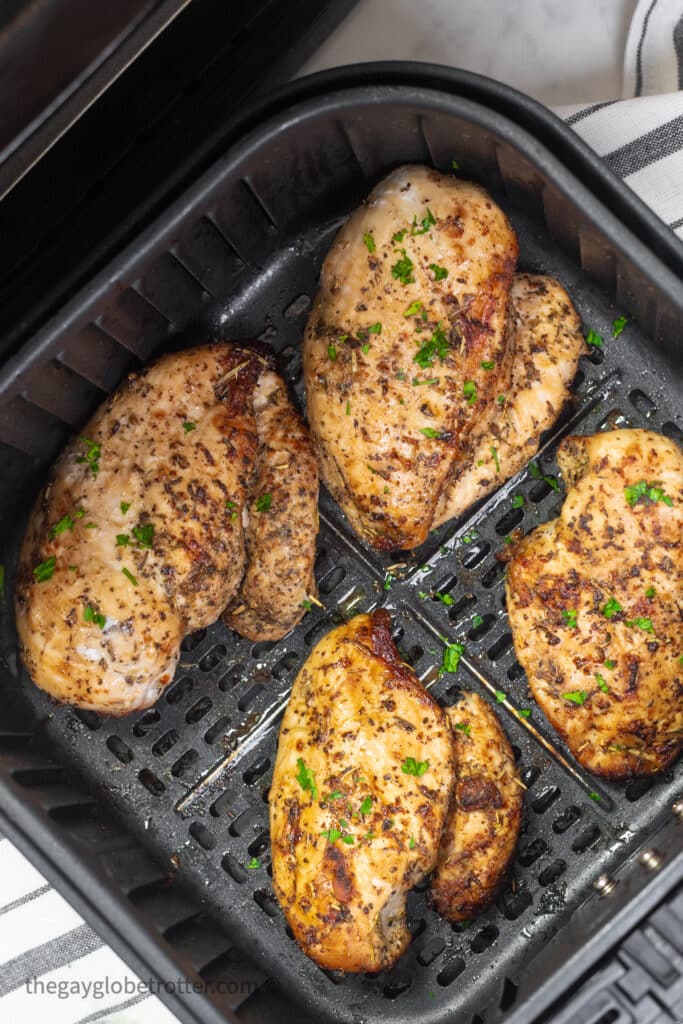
433,274,586,527
430,692,522,921
269,610,455,972
224,368,319,641
303,164,518,550
507,429,683,779
15,344,318,715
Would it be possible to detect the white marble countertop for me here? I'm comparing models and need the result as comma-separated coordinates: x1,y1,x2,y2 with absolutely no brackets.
303,0,639,108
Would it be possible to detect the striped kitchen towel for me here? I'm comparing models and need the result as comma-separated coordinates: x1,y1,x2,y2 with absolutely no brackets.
1,2,683,1023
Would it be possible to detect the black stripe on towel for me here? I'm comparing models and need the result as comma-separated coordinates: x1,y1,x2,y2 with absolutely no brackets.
0,923,103,998
0,883,51,916
636,0,659,96
565,100,618,126
603,114,683,178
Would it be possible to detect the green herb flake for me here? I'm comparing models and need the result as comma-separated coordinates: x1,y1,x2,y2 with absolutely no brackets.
511,494,524,509
301,599,313,612
296,757,318,801
122,567,138,587
84,605,106,630
463,380,477,405
495,690,507,703
595,673,609,693
420,427,442,439
328,343,337,362
392,229,407,244
589,791,601,802
454,722,471,736
412,376,439,386
471,614,484,629
625,616,654,633
246,857,261,869
183,421,196,434
645,586,656,599
562,690,588,705
497,394,506,407
361,343,370,354
341,834,354,845
404,300,423,317
225,500,238,521
116,534,130,547
49,514,74,539
255,494,272,513
442,641,464,675
602,597,622,619
401,757,430,777
490,445,500,472
33,556,56,583
359,796,373,815
562,609,578,629
409,836,417,849
320,827,342,843
436,592,454,606
624,479,673,507
462,532,477,544
585,328,604,349
120,501,131,515
612,316,628,337
529,462,543,480
368,322,382,335
363,232,376,253
346,400,351,416
391,249,415,285
480,360,495,370
518,709,531,718
414,322,449,368
132,523,155,548
76,436,102,478
430,263,448,281
383,573,393,591
411,209,436,235
451,159,460,171
604,659,616,669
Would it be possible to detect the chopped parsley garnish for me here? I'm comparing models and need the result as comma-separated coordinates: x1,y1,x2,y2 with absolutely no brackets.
602,597,622,619
328,343,337,362
326,790,342,801
503,535,514,546
183,421,196,434
604,659,616,669
480,360,495,370
589,791,602,802
116,534,130,546
359,796,373,815
346,400,351,416
255,494,272,513
391,249,415,285
420,427,442,439
595,673,609,693
454,722,471,736
120,501,131,515
585,328,603,349
409,836,416,849
301,599,312,612
33,556,56,582
85,522,97,530
361,342,370,354
612,316,628,337
490,445,500,472
625,616,654,633
528,461,559,490
132,523,155,548
462,532,477,544
368,322,382,335
511,494,524,508
645,586,656,599
49,513,77,539
84,605,106,630
495,690,507,703
404,300,423,317
562,690,588,705
392,229,407,244
296,757,318,800
451,159,460,171
414,323,449,368
518,709,531,718
497,395,506,407
624,480,673,507
442,641,464,675
401,757,430,777
435,592,454,606
122,567,138,587
383,573,393,591
412,376,439,386
430,263,448,281
411,209,436,235
320,827,342,844
246,857,261,869
225,500,238,521
76,436,101,477
363,232,375,253
562,609,578,629
471,614,484,629
463,380,477,405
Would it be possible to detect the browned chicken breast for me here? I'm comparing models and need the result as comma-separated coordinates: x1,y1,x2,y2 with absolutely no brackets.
303,164,518,550
269,610,455,972
433,274,586,527
15,344,318,715
431,692,523,921
507,429,683,779
224,369,319,641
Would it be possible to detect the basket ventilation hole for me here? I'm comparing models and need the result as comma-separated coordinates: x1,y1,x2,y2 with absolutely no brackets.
507,660,526,681
238,683,263,712
247,831,270,858
138,769,165,796
496,508,524,536
553,806,582,833
166,676,194,704
538,859,567,886
481,561,505,589
417,937,447,966
181,628,207,652
531,787,561,813
229,808,263,838
73,709,102,731
468,613,495,641
520,765,540,788
461,543,490,569
433,574,458,597
199,645,227,672
382,972,412,999
518,838,548,867
572,825,601,853
133,710,161,737
243,758,271,785
448,594,476,621
253,889,279,918
304,618,329,647
171,749,199,777
598,408,632,432
272,651,299,679
283,293,311,319
529,479,553,503
625,777,654,802
500,978,518,1011
501,890,532,920
437,957,466,987
152,729,179,757
189,822,216,850
593,1009,620,1024
219,664,244,691
204,716,230,745
106,736,133,764
662,421,683,444
319,566,346,595
470,925,499,954
185,697,213,724
400,644,424,667
628,389,656,418
222,853,247,884
487,632,513,660
252,640,275,659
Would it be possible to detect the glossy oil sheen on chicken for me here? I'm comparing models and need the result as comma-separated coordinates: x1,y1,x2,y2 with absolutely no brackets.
269,610,455,971
15,344,317,715
303,164,518,550
507,429,683,779
430,692,522,921
433,273,586,527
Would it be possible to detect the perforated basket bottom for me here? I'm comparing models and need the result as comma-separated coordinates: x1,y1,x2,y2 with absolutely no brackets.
3,195,682,1024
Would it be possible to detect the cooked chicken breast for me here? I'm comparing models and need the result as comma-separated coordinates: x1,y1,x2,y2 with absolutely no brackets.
433,274,586,527
224,370,319,641
507,429,683,779
15,343,314,715
303,164,517,550
430,692,523,921
269,610,455,972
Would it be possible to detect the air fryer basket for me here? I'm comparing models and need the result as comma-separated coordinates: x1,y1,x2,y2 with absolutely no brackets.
0,75,682,1024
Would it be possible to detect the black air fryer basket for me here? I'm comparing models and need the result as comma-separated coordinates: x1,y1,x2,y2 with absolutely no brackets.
0,65,681,1024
